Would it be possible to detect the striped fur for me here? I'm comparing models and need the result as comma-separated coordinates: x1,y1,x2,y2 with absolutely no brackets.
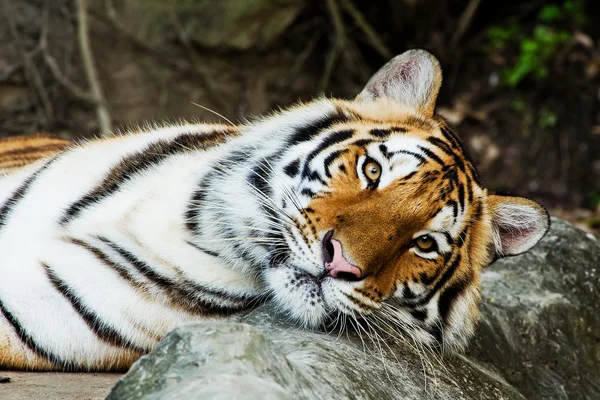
0,135,71,173
0,50,549,371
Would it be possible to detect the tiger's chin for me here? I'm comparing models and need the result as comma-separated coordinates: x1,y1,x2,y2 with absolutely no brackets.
265,263,478,353
265,265,330,328
264,263,375,329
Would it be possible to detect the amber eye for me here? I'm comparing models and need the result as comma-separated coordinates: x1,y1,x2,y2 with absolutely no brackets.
415,235,437,252
363,159,381,182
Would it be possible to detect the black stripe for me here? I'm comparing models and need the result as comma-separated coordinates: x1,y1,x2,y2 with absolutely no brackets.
447,200,459,220
417,145,445,166
427,136,465,172
61,132,223,225
307,170,327,185
399,253,463,307
467,182,474,203
300,129,354,179
410,309,428,322
442,232,455,246
438,122,479,182
98,237,254,315
439,124,462,150
427,136,454,157
398,171,418,181
187,240,220,258
283,159,300,177
185,175,211,236
287,112,350,145
247,155,284,244
458,184,465,212
301,188,316,197
248,158,274,198
42,263,148,353
419,272,436,285
0,296,68,368
186,149,247,237
428,207,442,220
350,138,375,148
370,128,390,137
68,238,141,289
384,149,426,164
426,254,462,303
438,271,474,324
403,282,416,298
0,158,54,231
434,123,481,184
323,149,349,178
472,200,483,220
342,292,370,310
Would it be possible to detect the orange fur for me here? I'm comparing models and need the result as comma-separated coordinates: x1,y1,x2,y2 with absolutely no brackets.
0,135,71,173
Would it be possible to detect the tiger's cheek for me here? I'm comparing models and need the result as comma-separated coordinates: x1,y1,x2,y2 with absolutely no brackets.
361,254,439,300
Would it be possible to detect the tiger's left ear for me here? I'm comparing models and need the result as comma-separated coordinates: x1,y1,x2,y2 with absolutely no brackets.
356,49,442,117
488,195,550,258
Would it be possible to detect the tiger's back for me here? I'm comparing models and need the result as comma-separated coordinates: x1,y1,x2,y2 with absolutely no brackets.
0,135,71,174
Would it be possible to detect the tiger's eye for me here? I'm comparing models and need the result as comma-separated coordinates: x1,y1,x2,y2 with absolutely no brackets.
363,160,381,182
415,235,436,252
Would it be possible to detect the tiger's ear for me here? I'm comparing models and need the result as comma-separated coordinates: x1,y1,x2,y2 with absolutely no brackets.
488,195,550,258
356,49,442,117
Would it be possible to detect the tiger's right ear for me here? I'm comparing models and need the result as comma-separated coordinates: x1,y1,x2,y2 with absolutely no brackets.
487,194,550,258
356,49,442,117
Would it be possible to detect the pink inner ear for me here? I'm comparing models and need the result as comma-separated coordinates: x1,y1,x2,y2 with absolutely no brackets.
501,226,536,252
372,58,417,99
397,57,418,82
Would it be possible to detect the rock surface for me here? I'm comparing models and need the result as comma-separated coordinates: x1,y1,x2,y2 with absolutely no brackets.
107,219,599,400
468,218,600,399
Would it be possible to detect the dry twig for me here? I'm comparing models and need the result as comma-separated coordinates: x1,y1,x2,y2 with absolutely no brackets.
2,0,54,125
289,30,323,84
38,3,101,105
76,0,112,137
340,0,393,59
322,0,370,91
450,0,481,49
318,37,342,93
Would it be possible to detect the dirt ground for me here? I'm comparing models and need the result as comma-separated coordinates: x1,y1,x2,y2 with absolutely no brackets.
0,371,122,400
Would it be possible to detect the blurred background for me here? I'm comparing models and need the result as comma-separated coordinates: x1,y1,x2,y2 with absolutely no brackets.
0,0,598,233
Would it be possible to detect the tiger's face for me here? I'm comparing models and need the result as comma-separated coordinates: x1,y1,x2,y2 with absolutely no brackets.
264,50,549,350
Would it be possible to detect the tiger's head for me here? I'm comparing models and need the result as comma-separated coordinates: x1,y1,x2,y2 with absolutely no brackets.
263,49,549,350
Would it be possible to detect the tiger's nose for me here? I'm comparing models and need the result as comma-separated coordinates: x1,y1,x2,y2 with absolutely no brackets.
322,230,363,281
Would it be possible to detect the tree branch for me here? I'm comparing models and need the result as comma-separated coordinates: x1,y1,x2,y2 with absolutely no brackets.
38,3,102,105
450,0,481,49
340,0,393,59
76,0,112,137
2,0,54,125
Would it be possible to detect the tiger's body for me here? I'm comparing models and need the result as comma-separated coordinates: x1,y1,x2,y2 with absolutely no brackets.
0,50,549,371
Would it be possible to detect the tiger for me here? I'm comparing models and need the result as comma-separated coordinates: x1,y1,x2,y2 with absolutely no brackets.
0,49,549,371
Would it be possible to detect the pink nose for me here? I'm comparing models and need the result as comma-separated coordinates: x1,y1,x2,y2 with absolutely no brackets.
322,231,363,280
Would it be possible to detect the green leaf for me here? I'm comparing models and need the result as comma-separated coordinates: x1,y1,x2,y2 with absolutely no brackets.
538,5,562,22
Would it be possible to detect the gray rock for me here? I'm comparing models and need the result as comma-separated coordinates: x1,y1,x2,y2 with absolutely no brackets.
468,218,600,399
107,318,523,400
107,219,599,400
